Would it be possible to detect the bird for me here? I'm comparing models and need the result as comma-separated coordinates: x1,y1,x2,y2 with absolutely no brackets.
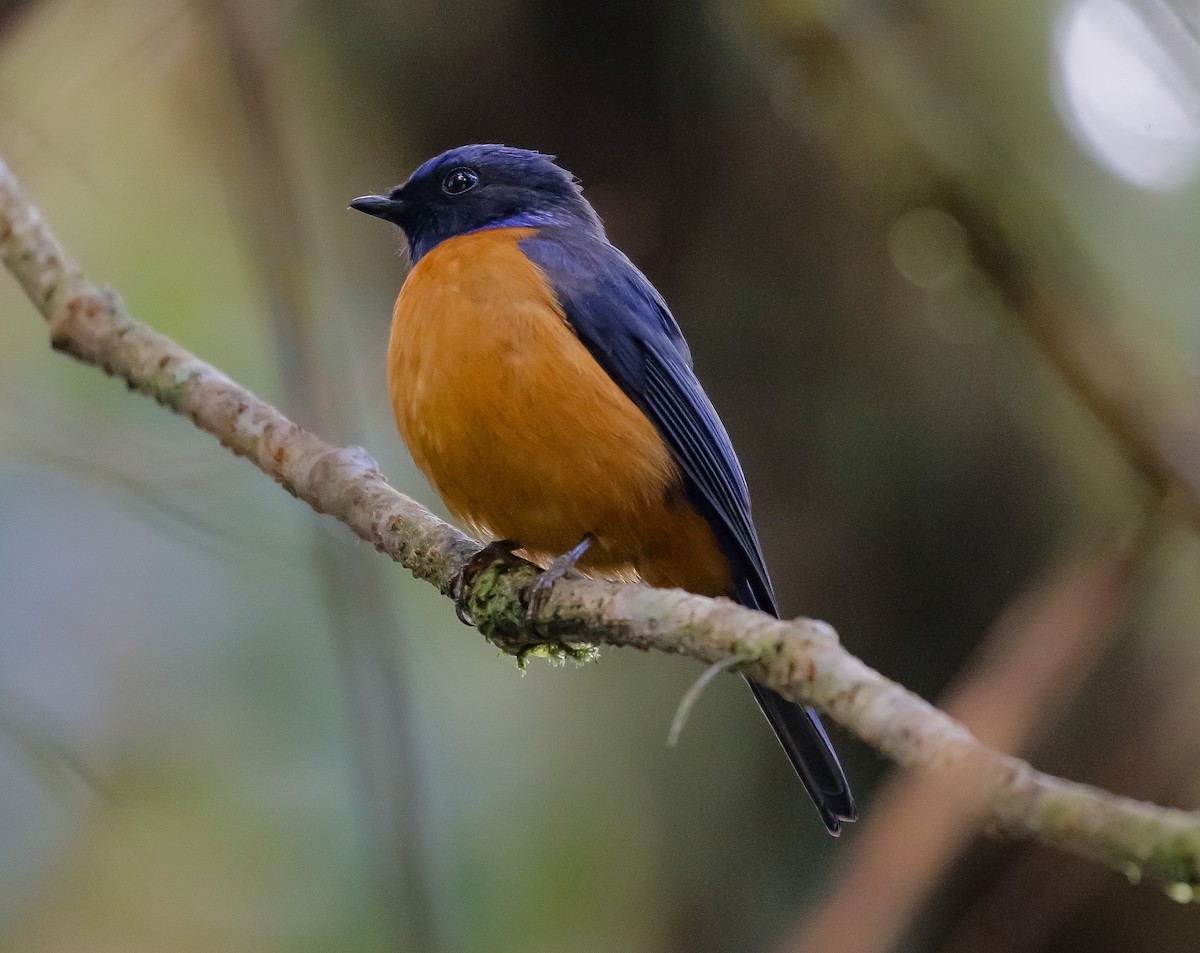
350,144,856,834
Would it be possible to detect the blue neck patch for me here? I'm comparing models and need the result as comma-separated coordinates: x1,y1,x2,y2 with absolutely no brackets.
408,208,584,262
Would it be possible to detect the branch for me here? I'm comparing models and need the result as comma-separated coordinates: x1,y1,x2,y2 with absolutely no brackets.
2,154,1198,892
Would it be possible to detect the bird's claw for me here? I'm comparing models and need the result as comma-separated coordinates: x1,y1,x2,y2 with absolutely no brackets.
524,533,594,624
525,571,563,624
452,539,521,626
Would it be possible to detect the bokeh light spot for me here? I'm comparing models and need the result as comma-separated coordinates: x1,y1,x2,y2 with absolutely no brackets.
1054,0,1200,190
888,206,970,291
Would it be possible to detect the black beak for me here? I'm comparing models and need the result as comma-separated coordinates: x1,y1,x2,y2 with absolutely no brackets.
349,194,406,223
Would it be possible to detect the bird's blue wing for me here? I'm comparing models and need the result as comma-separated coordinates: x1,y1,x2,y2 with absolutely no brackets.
519,228,777,613
520,227,856,834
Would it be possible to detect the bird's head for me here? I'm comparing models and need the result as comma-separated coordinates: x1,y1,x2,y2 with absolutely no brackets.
350,144,603,261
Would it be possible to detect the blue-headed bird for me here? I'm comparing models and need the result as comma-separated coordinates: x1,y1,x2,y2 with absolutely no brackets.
351,145,856,834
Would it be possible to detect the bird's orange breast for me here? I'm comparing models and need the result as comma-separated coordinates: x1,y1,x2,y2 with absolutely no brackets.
387,226,730,594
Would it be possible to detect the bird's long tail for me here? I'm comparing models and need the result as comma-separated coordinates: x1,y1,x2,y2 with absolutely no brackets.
732,577,856,835
744,678,857,835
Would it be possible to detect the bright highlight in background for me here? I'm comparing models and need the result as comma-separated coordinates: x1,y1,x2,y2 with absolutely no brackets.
1054,0,1200,190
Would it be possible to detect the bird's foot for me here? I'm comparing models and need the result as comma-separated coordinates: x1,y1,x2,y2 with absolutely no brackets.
525,533,594,623
452,539,522,626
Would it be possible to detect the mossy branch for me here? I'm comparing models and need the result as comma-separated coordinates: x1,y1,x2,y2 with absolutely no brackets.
2,154,1198,894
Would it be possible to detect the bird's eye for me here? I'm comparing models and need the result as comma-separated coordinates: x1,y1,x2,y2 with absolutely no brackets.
441,168,478,196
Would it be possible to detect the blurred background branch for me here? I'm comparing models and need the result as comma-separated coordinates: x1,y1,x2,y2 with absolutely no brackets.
780,542,1148,953
197,1,440,948
762,3,1200,528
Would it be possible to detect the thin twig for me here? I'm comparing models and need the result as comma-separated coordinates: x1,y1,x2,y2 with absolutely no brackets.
668,655,746,747
2,154,1198,891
